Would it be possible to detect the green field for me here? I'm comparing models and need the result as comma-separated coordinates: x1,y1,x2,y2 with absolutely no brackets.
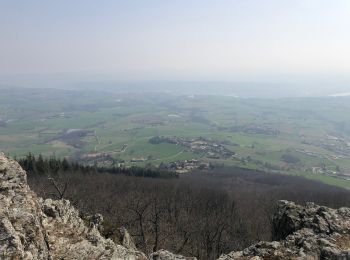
1,87,350,188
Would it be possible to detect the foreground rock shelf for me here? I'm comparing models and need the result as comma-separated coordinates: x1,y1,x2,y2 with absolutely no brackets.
219,200,350,259
0,153,349,259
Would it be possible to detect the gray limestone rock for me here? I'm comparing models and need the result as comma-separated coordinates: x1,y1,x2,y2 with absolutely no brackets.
219,200,350,260
0,153,147,260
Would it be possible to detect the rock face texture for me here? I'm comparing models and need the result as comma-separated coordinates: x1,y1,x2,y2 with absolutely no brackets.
219,200,350,260
0,153,48,259
0,153,146,260
149,249,197,260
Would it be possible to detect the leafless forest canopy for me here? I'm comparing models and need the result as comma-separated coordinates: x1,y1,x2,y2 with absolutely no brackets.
28,166,350,260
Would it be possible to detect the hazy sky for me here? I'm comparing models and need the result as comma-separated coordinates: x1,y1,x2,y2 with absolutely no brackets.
1,0,350,81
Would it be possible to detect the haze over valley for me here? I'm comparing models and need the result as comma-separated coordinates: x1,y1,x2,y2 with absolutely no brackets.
1,1,350,259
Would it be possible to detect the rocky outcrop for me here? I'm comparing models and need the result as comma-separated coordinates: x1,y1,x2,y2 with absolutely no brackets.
150,249,197,260
39,198,147,260
0,153,48,259
117,227,138,251
0,153,147,259
219,200,350,260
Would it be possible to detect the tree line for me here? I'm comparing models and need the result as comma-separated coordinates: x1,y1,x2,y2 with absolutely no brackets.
18,153,178,178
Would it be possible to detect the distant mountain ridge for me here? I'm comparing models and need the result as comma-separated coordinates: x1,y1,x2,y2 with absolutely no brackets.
3,80,350,98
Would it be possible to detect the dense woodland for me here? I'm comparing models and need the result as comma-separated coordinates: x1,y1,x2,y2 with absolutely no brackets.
23,154,350,260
